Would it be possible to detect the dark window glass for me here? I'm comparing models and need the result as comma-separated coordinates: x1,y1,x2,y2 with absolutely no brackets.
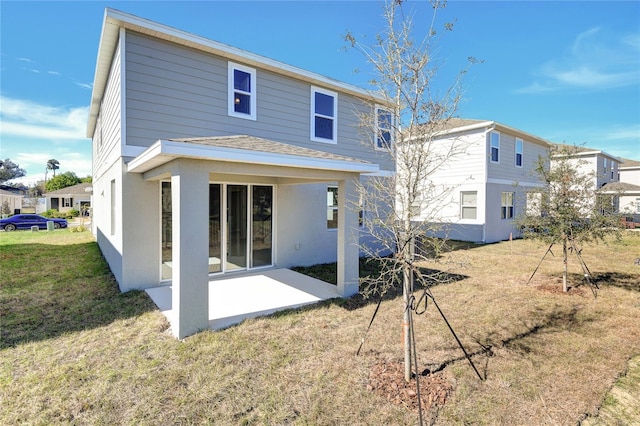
315,116,333,140
234,69,251,92
315,92,334,117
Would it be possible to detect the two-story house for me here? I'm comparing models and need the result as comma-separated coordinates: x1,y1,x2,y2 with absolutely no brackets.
86,9,394,338
409,118,551,244
614,159,640,217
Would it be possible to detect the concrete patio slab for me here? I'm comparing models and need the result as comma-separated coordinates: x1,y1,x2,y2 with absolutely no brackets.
145,268,340,332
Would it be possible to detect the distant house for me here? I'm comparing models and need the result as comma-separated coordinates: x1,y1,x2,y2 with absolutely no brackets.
0,189,23,215
554,145,623,213
86,9,393,338
406,118,551,243
609,159,640,216
44,182,93,214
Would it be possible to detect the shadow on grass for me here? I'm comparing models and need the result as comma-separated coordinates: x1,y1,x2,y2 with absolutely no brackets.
0,241,156,349
422,305,586,380
590,272,640,293
291,257,468,312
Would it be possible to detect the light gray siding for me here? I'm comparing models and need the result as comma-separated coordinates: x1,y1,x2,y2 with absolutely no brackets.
124,31,393,170
487,132,548,184
93,39,123,180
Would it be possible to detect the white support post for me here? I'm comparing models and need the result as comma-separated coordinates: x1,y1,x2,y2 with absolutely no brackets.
337,174,359,297
171,165,209,339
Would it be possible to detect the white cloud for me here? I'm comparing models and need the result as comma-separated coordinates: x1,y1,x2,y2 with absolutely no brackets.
74,82,93,90
0,96,88,141
517,27,640,94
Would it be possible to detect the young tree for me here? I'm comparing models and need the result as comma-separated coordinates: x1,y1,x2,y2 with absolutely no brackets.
347,0,477,383
516,145,622,292
45,171,81,192
0,158,26,183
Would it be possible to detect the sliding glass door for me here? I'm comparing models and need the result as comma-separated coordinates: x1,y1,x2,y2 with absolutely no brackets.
161,182,273,279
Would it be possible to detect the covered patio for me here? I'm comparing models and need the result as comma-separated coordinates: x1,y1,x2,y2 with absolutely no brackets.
145,268,340,332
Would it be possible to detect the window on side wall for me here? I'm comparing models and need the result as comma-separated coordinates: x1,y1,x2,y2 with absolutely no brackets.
375,106,393,150
501,192,514,219
311,87,337,143
490,131,500,163
611,162,615,180
603,158,608,176
460,191,477,219
228,62,256,120
515,138,523,167
327,186,338,229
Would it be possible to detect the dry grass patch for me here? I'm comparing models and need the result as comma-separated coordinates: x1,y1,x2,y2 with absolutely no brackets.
1,230,639,424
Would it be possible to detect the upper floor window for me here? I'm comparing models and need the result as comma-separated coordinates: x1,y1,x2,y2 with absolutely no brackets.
311,87,337,143
228,62,256,120
515,138,523,167
490,131,500,163
375,106,393,150
603,158,608,176
611,161,616,180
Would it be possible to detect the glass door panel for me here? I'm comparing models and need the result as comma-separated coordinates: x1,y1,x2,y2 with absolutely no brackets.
161,182,172,280
251,186,273,268
209,184,222,273
226,185,247,271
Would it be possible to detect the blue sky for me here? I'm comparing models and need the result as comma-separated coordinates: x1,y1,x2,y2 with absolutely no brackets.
1,0,639,185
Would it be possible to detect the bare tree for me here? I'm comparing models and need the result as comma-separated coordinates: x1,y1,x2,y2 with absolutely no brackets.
347,0,478,383
516,144,623,292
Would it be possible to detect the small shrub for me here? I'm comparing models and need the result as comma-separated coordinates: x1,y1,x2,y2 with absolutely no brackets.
70,225,87,233
42,209,61,218
67,209,80,218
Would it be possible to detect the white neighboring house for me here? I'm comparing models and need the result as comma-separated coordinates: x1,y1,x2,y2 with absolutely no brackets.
408,118,551,244
44,182,93,215
0,189,23,216
554,146,622,213
612,159,640,216
86,9,394,338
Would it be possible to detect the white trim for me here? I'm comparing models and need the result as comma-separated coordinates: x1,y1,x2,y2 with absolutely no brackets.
228,62,257,121
487,177,545,187
310,86,338,144
127,139,379,175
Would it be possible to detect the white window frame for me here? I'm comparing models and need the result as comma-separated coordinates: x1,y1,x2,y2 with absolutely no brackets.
603,158,608,176
460,191,478,220
228,62,257,120
311,86,337,144
501,192,515,219
515,137,523,168
63,198,72,208
490,131,500,164
327,186,338,229
375,106,393,150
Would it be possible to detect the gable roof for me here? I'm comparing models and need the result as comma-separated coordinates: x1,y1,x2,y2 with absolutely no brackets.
599,181,640,195
44,182,93,197
0,189,23,197
552,143,622,162
87,8,388,138
620,158,640,168
428,118,553,148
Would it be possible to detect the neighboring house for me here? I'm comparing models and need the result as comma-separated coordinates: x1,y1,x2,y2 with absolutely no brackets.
554,145,622,213
44,182,93,214
0,189,23,216
610,158,640,217
408,118,551,244
86,9,393,338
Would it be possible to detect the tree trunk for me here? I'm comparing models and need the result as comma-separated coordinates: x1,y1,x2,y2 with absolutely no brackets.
562,238,568,292
403,259,412,383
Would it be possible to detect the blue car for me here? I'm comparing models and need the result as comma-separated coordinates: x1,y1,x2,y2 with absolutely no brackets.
0,214,68,231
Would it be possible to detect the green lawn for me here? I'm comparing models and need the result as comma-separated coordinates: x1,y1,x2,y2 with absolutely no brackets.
1,229,639,424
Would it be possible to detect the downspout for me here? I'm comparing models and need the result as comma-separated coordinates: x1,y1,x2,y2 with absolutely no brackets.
482,123,496,243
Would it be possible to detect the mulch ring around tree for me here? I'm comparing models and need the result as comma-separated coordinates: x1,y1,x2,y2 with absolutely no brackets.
367,360,455,414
